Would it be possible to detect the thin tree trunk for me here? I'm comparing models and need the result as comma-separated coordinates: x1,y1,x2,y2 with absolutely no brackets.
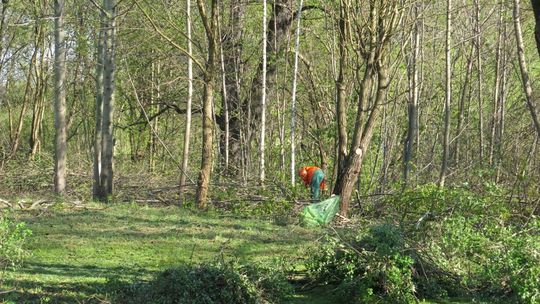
514,0,540,137
475,0,485,160
93,9,105,199
454,43,474,165
490,0,503,165
10,41,39,157
403,2,420,188
218,20,229,173
290,0,303,186
54,0,68,194
497,20,508,180
195,0,218,208
180,0,194,192
439,0,452,187
29,17,47,157
259,0,268,184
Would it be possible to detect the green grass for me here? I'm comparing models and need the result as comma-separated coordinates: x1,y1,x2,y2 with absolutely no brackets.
0,203,325,303
0,203,497,304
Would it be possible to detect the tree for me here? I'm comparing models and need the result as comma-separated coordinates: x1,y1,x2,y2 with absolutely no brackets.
403,1,421,188
439,0,452,187
259,0,268,184
94,0,117,201
216,0,246,176
333,0,402,217
290,0,304,186
53,0,67,194
195,0,218,208
93,3,105,200
180,0,193,193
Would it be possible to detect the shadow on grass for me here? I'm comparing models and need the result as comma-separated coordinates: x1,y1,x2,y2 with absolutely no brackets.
12,262,154,279
1,262,155,304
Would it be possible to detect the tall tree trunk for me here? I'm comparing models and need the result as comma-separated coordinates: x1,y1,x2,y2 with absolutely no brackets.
334,1,400,217
245,0,295,150
454,43,474,166
195,0,218,208
290,0,303,186
259,0,268,184
496,19,508,178
489,1,503,165
475,0,485,161
99,0,117,200
54,0,68,194
180,0,194,193
403,2,420,188
335,0,349,191
218,17,229,173
93,8,105,199
439,0,452,187
337,61,389,216
217,0,245,176
514,0,540,137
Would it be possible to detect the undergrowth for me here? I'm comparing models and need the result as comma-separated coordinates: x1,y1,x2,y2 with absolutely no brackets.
304,184,539,304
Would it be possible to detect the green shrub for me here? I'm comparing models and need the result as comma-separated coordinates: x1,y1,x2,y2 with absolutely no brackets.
111,260,293,304
370,184,539,303
0,212,32,270
306,223,417,303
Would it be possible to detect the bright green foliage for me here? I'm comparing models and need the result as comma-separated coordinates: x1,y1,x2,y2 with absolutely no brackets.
0,213,32,270
386,184,540,303
306,184,539,304
110,260,293,304
306,223,416,303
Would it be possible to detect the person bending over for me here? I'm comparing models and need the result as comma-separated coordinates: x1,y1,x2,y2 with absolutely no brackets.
298,166,326,201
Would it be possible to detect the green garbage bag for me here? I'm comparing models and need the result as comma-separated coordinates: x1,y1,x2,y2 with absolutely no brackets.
300,195,340,227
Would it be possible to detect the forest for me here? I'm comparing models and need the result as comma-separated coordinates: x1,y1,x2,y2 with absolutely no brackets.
0,0,539,303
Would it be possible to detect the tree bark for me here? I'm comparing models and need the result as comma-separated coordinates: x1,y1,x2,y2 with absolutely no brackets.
99,0,117,200
217,0,245,176
335,0,349,192
475,0,485,161
290,0,303,186
259,0,268,184
195,0,218,208
333,0,400,217
439,0,452,187
403,2,420,188
180,0,193,192
54,0,68,194
93,7,105,200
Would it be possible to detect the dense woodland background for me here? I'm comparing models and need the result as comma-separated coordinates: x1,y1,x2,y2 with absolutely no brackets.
1,0,540,303
0,0,539,209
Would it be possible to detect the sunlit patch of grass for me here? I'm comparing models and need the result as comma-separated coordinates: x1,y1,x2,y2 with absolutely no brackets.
0,203,321,303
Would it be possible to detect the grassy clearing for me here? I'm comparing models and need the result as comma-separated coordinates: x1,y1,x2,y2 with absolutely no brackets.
0,203,333,303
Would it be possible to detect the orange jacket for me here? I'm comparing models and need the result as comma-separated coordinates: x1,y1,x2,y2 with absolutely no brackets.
299,166,326,190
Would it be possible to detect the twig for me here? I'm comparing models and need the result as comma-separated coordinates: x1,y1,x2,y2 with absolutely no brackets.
0,198,11,208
